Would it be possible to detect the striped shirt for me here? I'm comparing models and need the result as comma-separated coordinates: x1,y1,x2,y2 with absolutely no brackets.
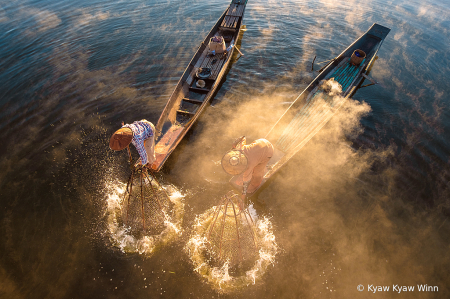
122,120,154,165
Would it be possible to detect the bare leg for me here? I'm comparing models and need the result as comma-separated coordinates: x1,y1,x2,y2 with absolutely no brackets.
144,123,156,165
247,156,272,193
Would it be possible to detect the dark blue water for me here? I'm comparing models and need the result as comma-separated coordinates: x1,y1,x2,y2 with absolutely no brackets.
1,0,449,298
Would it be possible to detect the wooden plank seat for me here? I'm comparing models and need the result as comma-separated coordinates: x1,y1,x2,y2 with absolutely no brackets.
210,57,226,78
182,97,203,104
201,53,225,69
177,109,196,116
189,86,210,93
198,53,227,79
219,27,237,33
226,4,245,17
220,15,239,29
200,53,227,68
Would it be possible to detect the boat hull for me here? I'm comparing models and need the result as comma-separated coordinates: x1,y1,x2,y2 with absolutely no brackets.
230,23,391,194
152,0,248,172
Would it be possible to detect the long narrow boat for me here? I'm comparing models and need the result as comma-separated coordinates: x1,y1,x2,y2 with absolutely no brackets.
151,0,248,171
230,23,390,192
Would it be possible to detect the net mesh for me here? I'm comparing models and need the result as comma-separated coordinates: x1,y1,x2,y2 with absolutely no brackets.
118,169,173,237
276,78,346,152
205,192,258,268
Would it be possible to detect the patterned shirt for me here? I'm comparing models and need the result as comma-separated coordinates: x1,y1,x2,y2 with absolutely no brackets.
122,120,154,165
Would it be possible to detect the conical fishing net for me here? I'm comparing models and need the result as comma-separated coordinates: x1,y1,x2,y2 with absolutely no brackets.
118,168,174,237
205,191,258,269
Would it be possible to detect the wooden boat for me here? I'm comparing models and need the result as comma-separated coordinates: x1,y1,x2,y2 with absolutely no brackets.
230,23,390,193
151,0,248,171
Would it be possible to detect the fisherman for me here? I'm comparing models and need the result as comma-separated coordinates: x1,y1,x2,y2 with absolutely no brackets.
222,136,274,197
109,119,156,168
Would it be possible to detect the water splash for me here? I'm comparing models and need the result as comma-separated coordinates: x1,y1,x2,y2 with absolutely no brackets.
185,205,278,293
104,180,184,256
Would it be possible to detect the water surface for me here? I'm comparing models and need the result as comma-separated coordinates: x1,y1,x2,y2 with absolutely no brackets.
1,0,449,298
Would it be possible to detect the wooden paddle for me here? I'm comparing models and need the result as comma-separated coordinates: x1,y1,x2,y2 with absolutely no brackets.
235,46,244,57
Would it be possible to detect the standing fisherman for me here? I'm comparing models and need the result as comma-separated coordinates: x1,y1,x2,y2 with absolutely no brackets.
109,119,156,168
222,136,274,198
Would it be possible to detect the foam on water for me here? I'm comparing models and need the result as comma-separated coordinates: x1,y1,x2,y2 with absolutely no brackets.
185,205,278,293
104,180,185,256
